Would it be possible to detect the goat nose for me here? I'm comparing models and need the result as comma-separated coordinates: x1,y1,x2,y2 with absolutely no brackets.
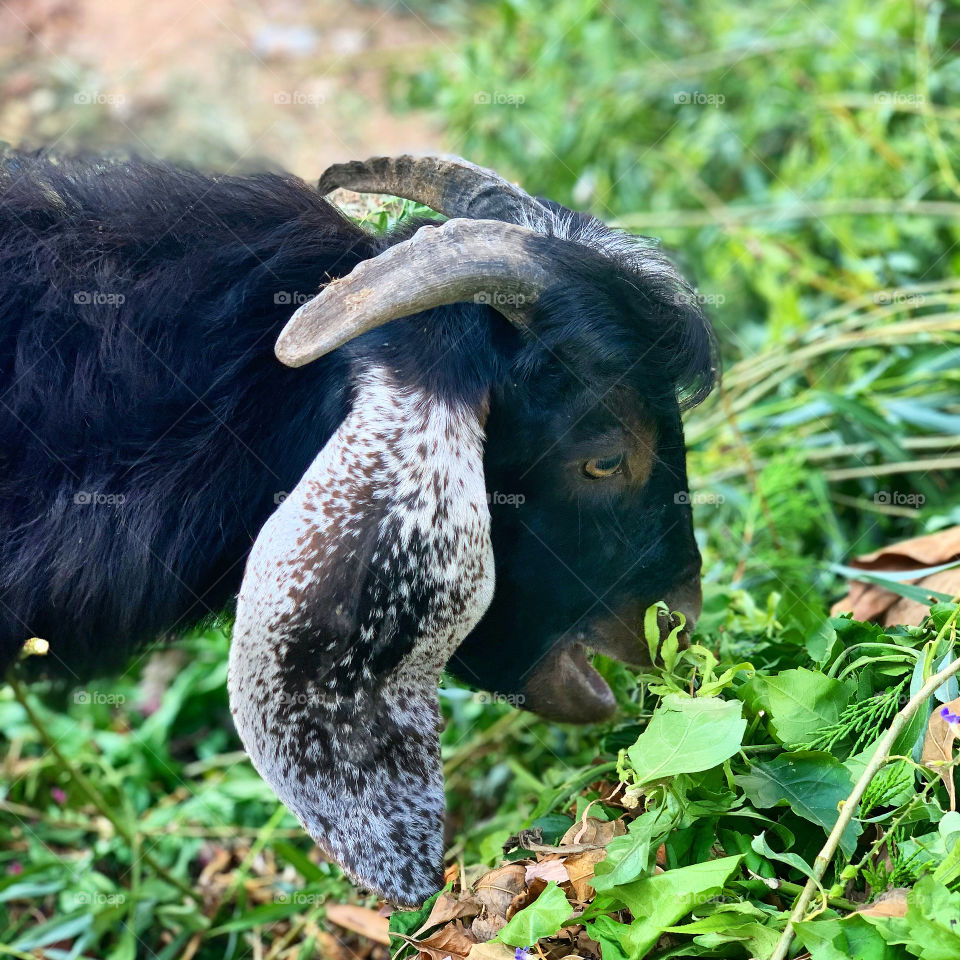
664,575,702,631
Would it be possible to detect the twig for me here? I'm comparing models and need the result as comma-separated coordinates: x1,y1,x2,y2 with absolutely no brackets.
517,841,608,854
769,602,960,960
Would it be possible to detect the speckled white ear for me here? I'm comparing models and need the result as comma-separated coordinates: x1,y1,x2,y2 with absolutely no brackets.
227,366,494,907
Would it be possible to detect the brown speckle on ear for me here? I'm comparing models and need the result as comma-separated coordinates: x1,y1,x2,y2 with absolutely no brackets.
227,365,494,907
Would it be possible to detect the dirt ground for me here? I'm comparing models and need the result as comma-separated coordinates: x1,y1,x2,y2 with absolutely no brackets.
0,0,445,178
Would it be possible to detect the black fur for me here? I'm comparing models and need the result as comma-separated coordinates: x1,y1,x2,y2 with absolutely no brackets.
0,152,715,694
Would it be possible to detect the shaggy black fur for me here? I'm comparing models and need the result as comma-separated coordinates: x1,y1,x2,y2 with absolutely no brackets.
0,152,715,691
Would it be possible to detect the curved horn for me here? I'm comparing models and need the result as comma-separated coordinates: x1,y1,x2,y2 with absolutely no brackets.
318,154,550,226
275,218,561,367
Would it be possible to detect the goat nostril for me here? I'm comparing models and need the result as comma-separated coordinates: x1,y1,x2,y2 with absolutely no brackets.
665,577,703,631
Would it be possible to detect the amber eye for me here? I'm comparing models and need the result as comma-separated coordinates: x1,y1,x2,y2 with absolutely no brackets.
582,453,625,479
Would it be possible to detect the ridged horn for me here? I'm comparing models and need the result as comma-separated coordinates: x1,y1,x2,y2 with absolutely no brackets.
317,154,549,226
275,218,561,367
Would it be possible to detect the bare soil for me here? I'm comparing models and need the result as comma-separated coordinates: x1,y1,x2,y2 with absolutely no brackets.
0,0,444,177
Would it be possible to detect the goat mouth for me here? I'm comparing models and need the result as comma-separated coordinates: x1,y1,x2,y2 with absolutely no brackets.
521,640,617,724
521,609,694,724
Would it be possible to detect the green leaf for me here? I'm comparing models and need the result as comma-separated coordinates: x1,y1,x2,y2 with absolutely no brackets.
933,811,960,885
585,857,742,958
862,874,960,960
591,804,676,891
624,695,746,785
794,914,903,960
751,832,827,905
496,882,573,947
528,814,575,845
736,751,862,856
273,841,328,883
740,667,850,745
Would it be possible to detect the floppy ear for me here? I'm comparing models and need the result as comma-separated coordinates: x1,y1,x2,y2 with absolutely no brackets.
227,365,493,907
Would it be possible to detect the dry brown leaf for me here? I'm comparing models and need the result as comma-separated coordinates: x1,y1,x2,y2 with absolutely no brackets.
507,877,548,920
471,914,506,942
832,526,960,625
197,847,231,886
473,863,526,920
414,921,476,960
325,903,390,945
883,569,960,627
857,888,911,918
465,943,517,960
525,858,570,884
561,850,607,902
560,817,625,847
922,696,960,811
418,891,482,932
856,526,960,567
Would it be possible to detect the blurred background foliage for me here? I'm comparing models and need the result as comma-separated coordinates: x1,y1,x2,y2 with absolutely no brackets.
1,0,959,956
393,0,960,631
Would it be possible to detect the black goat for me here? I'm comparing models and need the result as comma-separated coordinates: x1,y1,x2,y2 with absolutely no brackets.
0,153,716,906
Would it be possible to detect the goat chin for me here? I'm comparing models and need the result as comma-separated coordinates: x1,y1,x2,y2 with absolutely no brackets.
228,365,494,907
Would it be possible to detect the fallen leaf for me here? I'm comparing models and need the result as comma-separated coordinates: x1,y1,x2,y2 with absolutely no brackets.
197,846,231,886
474,864,526,920
471,915,506,942
883,569,960,627
560,817,625,847
561,850,607,902
922,697,960,811
525,859,570,885
857,887,911,917
832,526,960,625
413,921,476,960
465,943,516,960
508,877,548,920
325,903,390,945
419,891,482,932
856,526,960,567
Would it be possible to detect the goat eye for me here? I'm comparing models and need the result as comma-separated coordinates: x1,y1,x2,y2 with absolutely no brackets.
582,453,625,479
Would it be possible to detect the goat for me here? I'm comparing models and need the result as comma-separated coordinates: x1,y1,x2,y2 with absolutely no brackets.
0,152,716,906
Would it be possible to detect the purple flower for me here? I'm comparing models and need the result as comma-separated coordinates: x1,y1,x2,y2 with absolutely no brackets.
51,787,67,806
515,950,531,960
939,705,960,728
8,862,22,876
